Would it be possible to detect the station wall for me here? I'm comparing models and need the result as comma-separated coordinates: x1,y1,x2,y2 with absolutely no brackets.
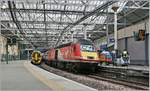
117,18,149,65
127,37,146,64
0,35,7,55
118,18,149,39
95,18,149,65
118,38,125,51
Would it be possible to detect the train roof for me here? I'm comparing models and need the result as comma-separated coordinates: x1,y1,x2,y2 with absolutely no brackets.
55,42,72,49
55,39,93,49
78,39,93,45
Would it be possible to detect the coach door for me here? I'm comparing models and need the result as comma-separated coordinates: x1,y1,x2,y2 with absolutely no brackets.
55,50,58,60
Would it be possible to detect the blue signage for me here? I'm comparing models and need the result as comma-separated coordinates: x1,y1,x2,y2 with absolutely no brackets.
109,38,115,43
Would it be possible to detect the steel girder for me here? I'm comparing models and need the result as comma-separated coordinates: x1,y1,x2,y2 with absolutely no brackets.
55,1,116,46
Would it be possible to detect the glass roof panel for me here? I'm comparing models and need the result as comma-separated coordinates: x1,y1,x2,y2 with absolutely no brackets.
1,0,148,48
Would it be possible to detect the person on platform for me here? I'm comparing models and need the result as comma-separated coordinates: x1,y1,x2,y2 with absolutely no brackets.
121,49,130,65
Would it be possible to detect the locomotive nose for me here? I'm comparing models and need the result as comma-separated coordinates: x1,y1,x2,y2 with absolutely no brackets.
31,51,42,65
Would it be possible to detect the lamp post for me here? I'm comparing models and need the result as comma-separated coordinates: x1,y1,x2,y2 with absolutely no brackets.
112,6,119,53
112,5,119,61
0,19,1,62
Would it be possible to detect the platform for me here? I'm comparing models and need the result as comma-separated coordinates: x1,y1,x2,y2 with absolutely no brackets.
1,60,97,91
100,65,149,72
99,65,149,77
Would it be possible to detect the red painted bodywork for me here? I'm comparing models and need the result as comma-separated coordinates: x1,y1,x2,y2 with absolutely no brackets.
47,43,99,63
59,44,75,60
48,48,55,60
74,43,81,60
101,58,112,62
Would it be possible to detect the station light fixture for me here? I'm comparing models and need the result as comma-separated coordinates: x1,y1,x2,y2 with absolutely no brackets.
111,6,119,12
103,26,106,30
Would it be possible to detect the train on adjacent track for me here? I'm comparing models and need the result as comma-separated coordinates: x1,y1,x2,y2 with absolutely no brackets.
31,39,100,72
97,49,112,65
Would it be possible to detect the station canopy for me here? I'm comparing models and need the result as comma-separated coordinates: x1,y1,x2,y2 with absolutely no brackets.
1,0,149,49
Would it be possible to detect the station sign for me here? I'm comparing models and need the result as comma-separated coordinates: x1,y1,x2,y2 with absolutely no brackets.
109,38,115,43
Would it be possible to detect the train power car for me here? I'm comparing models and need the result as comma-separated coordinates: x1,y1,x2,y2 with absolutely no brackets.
45,39,100,72
31,51,42,65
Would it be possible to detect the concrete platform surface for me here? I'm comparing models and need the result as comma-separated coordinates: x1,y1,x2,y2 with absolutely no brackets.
1,61,51,91
101,65,149,72
0,60,97,91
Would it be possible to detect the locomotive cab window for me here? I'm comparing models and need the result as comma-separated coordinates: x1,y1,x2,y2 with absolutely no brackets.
80,45,96,52
79,39,96,52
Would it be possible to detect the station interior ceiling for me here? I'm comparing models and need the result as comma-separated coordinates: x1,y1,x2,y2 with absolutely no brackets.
1,0,149,49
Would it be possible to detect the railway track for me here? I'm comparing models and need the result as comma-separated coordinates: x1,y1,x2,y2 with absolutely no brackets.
38,63,149,90
87,74,149,90
91,66,149,90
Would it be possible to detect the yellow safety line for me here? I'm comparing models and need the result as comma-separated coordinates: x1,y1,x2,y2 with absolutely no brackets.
24,62,64,91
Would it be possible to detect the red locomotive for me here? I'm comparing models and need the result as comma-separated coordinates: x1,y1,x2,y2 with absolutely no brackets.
44,39,100,72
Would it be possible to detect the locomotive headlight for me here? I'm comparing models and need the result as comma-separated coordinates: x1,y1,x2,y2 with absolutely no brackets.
31,51,42,65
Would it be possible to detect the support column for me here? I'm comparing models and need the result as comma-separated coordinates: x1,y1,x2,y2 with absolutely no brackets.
114,11,118,51
0,5,3,62
106,25,109,47
28,50,30,61
6,43,8,64
106,7,109,47
149,5,150,65
84,29,87,39
70,31,74,42
0,37,2,62
0,28,2,62
112,6,119,58
145,34,149,65
125,37,128,50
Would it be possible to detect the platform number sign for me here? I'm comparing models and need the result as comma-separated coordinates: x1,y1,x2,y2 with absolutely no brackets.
109,38,115,43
